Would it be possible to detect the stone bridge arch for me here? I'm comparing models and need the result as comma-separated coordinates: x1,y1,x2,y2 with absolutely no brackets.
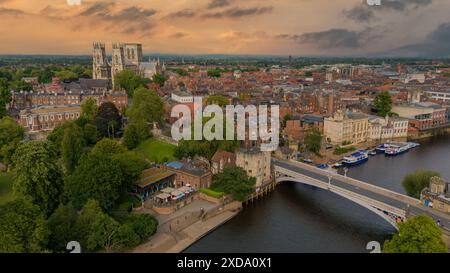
275,175,405,230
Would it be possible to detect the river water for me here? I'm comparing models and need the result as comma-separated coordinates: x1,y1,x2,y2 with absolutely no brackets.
185,136,450,253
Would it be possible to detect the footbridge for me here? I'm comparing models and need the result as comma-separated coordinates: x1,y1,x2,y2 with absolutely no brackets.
274,159,450,230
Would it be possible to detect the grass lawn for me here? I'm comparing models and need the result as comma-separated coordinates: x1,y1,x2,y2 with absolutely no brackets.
0,173,15,205
135,139,177,163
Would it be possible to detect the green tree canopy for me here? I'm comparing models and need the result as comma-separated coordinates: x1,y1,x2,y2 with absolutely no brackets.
305,128,323,155
152,73,166,87
124,214,158,242
383,215,447,253
83,123,100,146
93,102,122,138
74,200,139,252
114,70,148,97
0,116,24,167
0,78,12,118
47,203,78,252
210,167,256,201
91,138,127,156
123,120,149,150
373,90,393,117
55,70,78,81
65,153,126,211
206,95,229,107
81,97,98,122
402,169,441,198
126,87,164,124
61,122,85,174
111,151,149,191
0,198,49,253
12,141,63,215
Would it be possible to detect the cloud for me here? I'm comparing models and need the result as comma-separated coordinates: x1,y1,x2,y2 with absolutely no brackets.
167,9,197,18
278,28,378,49
386,22,450,57
169,32,189,39
0,7,27,17
76,1,157,35
344,0,433,22
207,0,232,9
203,6,273,19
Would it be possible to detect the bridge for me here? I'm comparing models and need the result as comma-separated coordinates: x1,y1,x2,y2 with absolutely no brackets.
273,159,450,231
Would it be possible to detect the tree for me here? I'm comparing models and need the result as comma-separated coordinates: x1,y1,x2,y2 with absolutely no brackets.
383,215,447,253
73,199,102,251
47,203,78,252
0,78,12,118
9,80,32,91
47,121,74,154
55,70,78,81
65,153,126,211
125,214,158,242
0,116,24,168
83,123,100,146
126,87,164,125
81,97,98,122
210,167,256,201
373,90,393,117
206,95,229,107
91,138,126,156
0,198,49,253
12,141,63,215
152,73,166,87
114,70,148,97
305,128,323,155
207,68,222,78
112,151,149,192
402,169,441,198
281,113,292,129
74,200,139,252
93,102,122,138
61,123,85,174
123,120,149,149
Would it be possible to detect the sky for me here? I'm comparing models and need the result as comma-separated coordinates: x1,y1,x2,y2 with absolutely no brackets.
0,0,450,57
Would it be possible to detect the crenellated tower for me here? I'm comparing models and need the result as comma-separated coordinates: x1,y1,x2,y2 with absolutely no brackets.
92,42,111,80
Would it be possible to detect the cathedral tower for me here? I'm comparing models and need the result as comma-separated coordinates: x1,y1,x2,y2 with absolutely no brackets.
92,42,111,80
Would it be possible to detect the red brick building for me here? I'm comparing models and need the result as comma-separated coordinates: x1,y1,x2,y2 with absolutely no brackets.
19,106,81,132
161,161,213,190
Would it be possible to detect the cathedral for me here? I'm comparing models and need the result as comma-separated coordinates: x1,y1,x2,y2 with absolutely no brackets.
92,42,165,88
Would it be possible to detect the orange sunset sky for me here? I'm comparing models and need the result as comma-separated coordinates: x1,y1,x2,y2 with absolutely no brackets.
0,0,449,56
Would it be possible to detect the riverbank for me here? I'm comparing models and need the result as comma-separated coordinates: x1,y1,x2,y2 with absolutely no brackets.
132,201,242,253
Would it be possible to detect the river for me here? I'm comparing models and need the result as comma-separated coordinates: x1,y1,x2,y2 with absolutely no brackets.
185,136,450,253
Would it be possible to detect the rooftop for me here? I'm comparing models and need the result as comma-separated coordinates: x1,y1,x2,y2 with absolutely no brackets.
135,168,175,188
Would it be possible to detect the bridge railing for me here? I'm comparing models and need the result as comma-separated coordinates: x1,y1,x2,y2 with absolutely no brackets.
275,159,450,223
276,166,406,217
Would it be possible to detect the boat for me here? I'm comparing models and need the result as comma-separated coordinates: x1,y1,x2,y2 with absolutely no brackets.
385,143,410,156
376,144,391,153
368,150,377,156
408,142,421,149
343,151,369,166
332,162,343,168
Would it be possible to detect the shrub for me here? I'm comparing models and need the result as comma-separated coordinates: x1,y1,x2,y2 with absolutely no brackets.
200,188,225,199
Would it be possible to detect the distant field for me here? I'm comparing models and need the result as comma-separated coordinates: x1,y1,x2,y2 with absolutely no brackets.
0,173,14,205
135,139,177,163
